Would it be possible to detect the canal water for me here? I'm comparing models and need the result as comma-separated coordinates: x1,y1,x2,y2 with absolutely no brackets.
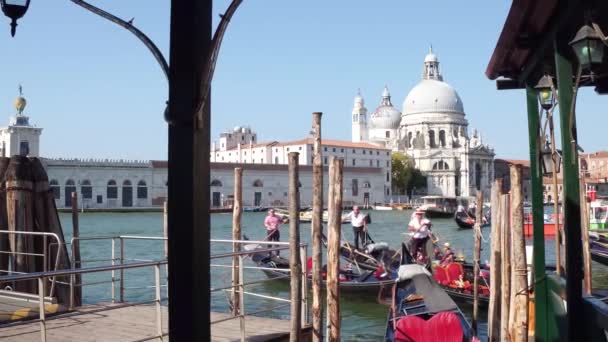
58,209,608,341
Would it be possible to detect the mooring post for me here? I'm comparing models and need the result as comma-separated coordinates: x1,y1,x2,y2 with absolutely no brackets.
288,152,302,342
472,190,483,334
163,201,168,259
500,192,511,341
311,111,324,342
326,157,343,342
579,178,592,294
232,167,243,316
488,179,502,341
509,164,528,341
71,192,82,306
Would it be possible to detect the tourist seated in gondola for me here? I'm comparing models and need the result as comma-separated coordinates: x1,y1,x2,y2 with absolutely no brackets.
439,242,455,267
407,208,432,262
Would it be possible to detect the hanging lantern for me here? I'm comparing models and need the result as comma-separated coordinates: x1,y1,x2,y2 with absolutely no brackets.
569,24,605,71
0,0,30,37
541,143,562,176
535,75,555,110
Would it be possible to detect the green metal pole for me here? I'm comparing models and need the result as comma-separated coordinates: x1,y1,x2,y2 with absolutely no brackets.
554,43,583,341
526,87,552,341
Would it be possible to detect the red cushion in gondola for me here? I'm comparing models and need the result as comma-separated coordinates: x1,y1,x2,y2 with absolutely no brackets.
394,311,464,342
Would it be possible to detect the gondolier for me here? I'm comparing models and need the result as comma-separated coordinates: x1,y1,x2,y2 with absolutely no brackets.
346,206,368,250
264,209,282,255
407,208,432,262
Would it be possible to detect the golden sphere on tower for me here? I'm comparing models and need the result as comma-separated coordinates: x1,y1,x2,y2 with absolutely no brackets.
14,96,26,114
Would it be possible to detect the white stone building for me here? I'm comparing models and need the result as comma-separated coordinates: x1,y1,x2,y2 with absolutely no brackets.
352,48,495,198
210,127,392,201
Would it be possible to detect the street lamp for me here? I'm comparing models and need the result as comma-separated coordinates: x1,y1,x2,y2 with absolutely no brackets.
569,24,605,76
0,0,30,37
541,141,562,176
535,74,555,110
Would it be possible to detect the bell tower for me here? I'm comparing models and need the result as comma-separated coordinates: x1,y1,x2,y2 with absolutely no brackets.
351,89,368,142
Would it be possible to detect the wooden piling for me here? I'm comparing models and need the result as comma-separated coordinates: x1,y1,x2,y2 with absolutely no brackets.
472,190,483,334
71,191,82,305
5,156,35,293
509,164,528,341
0,157,10,288
500,192,511,341
31,158,72,305
163,201,168,259
288,153,302,342
232,167,243,316
488,179,502,341
580,178,592,294
326,157,343,342
311,111,323,342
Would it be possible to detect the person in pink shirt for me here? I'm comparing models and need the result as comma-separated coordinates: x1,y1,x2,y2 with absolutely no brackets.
264,209,283,255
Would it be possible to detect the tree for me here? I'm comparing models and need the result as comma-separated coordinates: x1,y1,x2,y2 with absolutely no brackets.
392,152,426,198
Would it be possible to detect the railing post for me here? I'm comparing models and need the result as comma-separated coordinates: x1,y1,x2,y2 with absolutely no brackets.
38,277,47,342
155,264,163,340
120,237,125,303
111,238,116,303
239,255,245,342
300,245,308,326
69,240,75,311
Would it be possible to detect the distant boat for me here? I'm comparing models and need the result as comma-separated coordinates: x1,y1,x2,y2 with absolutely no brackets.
418,196,470,218
373,205,393,211
273,208,351,224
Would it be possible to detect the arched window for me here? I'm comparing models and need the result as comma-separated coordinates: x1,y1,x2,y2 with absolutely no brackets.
66,179,75,186
253,179,264,187
439,130,446,147
137,180,148,199
50,179,60,199
432,161,449,170
65,180,76,207
122,180,133,207
107,180,118,199
428,130,436,148
210,179,222,187
81,179,92,199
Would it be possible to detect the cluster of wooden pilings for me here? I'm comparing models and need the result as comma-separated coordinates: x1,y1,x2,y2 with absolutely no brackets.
230,112,344,341
487,165,529,341
0,156,72,306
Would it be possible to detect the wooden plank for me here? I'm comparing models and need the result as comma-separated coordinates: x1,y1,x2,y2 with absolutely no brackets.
488,179,502,341
232,167,243,316
509,164,528,341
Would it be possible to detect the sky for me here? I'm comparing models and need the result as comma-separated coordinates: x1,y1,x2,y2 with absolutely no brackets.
0,1,605,160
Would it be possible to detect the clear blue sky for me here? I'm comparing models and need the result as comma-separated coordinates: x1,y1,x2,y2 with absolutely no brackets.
0,1,604,160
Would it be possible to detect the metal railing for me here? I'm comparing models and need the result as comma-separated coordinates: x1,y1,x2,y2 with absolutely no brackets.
0,260,167,342
209,239,309,342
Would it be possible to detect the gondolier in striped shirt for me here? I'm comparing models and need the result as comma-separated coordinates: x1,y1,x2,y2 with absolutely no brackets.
346,206,367,250
264,209,282,255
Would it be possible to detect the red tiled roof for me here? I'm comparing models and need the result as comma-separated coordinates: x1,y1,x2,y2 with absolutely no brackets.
495,158,530,167
581,151,608,159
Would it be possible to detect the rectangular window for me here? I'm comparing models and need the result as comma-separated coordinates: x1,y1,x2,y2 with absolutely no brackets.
363,150,366,155
386,131,390,138
97,195,103,204
386,160,389,167
377,160,380,167
299,146,302,151
352,159,356,166
376,151,379,155
19,141,29,156
137,186,148,199
332,148,336,152
352,179,359,196
353,149,356,153
324,157,328,165
324,147,328,152
82,187,93,199
369,160,373,166
341,149,344,153
51,186,60,199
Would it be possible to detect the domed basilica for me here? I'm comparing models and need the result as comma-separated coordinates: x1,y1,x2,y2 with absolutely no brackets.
352,48,494,198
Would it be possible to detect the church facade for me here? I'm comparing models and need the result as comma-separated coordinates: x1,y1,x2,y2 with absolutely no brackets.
352,49,495,198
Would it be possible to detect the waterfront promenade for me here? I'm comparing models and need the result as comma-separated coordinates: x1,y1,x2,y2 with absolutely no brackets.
0,303,296,341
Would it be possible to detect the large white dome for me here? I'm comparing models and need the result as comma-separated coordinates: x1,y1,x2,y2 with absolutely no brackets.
402,79,464,115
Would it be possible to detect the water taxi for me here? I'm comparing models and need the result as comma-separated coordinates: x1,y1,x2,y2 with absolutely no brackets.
590,200,608,231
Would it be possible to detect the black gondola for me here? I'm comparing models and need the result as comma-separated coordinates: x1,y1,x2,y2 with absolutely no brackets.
590,233,608,266
454,211,490,229
383,266,475,341
244,237,397,293
321,232,402,272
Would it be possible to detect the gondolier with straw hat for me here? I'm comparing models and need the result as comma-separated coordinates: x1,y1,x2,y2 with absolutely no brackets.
264,209,282,255
407,207,432,262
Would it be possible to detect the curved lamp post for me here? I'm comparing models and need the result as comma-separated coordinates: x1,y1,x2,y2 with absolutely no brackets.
0,0,30,37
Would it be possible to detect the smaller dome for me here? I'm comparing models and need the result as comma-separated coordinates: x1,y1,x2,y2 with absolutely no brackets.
233,126,241,132
15,96,26,114
370,86,401,130
424,52,438,63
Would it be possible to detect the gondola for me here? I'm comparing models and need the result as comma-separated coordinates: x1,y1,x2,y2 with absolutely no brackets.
243,237,397,293
454,211,490,229
590,233,608,266
383,265,475,341
402,242,491,308
322,232,402,272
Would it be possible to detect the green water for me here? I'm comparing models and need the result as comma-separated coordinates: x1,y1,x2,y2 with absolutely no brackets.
58,210,608,341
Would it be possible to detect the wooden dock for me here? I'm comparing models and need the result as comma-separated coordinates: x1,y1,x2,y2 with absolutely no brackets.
0,303,306,341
